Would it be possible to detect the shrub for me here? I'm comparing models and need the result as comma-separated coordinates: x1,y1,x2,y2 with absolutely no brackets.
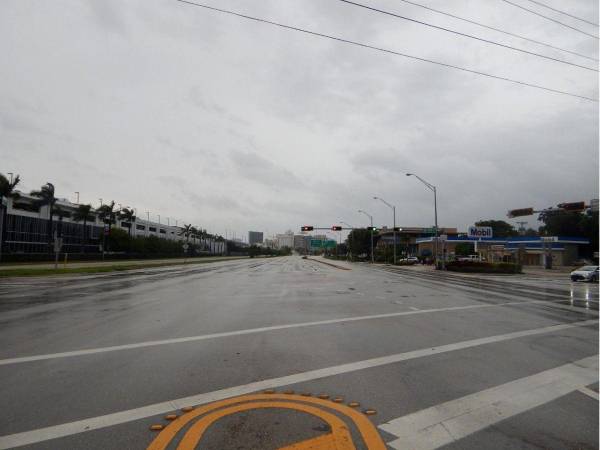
445,261,522,274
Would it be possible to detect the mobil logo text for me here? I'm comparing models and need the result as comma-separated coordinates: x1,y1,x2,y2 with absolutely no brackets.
467,226,493,238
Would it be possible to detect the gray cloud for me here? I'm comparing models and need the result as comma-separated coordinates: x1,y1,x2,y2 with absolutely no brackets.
1,0,597,239
229,149,305,191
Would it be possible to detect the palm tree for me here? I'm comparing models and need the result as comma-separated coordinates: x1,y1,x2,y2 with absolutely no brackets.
97,201,117,253
0,173,21,262
30,182,57,254
190,226,200,247
72,204,94,254
178,224,193,243
118,208,136,238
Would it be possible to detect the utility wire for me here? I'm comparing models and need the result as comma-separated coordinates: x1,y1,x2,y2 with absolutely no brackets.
500,0,599,39
337,0,596,72
173,0,598,102
394,0,598,62
523,0,599,27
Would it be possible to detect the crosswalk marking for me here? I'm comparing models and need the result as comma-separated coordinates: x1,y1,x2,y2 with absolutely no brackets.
379,356,599,450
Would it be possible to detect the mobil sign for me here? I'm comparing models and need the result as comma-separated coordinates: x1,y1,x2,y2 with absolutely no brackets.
468,226,493,238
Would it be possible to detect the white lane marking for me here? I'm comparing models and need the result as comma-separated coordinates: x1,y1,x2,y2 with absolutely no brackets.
578,386,600,400
380,355,599,450
409,306,420,311
0,299,568,366
0,320,596,449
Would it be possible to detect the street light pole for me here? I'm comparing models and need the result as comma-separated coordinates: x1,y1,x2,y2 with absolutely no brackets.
340,220,353,260
358,209,374,263
374,196,397,265
75,192,80,204
406,173,442,269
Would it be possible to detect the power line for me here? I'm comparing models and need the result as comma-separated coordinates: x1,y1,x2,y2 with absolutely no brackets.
173,0,598,102
394,0,598,62
500,0,599,39
523,0,599,27
337,0,597,72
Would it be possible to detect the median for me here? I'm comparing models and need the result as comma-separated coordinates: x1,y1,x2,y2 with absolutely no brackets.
0,256,249,278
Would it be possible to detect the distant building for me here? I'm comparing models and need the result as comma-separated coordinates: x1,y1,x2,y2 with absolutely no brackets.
248,231,264,245
0,191,227,256
294,235,309,252
275,231,294,249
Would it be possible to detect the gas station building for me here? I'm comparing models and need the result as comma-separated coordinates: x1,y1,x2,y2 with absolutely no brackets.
415,236,590,266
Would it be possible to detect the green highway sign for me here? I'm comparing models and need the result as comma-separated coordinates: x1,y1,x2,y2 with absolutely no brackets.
423,227,437,234
310,239,322,248
324,240,337,249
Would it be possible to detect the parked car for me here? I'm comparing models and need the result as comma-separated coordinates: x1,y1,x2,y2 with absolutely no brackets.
399,256,419,265
570,265,599,282
457,255,482,262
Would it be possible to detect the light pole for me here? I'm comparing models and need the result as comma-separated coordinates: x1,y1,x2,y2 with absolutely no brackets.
358,209,374,263
340,220,353,260
7,173,13,184
74,192,80,204
374,196,396,265
406,173,442,269
146,211,150,236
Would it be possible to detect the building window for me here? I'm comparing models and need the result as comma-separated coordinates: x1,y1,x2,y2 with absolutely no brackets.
160,229,166,234
149,227,157,232
136,224,145,231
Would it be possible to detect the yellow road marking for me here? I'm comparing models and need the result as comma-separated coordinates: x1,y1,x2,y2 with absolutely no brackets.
278,434,337,449
146,393,385,450
176,401,354,450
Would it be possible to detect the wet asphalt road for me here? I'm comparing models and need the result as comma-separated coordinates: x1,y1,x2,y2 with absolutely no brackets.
0,256,597,449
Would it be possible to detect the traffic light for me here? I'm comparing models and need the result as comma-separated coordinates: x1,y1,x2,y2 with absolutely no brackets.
367,226,378,231
301,226,314,231
558,202,585,212
507,207,534,218
331,225,342,231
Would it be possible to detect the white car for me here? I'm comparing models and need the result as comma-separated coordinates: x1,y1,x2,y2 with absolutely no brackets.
570,265,599,282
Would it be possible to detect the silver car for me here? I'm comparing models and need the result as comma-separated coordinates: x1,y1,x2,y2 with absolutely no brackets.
570,265,599,282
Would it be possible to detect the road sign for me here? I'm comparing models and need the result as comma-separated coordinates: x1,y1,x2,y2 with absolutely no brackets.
324,240,337,249
467,226,493,238
423,227,436,234
182,243,189,251
438,234,447,242
540,236,558,242
310,239,322,248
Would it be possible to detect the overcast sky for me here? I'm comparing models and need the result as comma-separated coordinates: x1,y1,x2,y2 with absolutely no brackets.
2,0,598,240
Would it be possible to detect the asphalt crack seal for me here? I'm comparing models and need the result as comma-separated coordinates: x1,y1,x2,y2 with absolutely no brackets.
146,392,385,449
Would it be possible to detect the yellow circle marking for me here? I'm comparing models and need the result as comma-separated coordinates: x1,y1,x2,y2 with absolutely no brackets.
177,401,353,450
146,393,385,450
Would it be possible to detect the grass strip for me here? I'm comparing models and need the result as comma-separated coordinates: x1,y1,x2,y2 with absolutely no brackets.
0,257,249,278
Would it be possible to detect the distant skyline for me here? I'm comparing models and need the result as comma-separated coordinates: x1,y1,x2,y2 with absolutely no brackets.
2,0,598,240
